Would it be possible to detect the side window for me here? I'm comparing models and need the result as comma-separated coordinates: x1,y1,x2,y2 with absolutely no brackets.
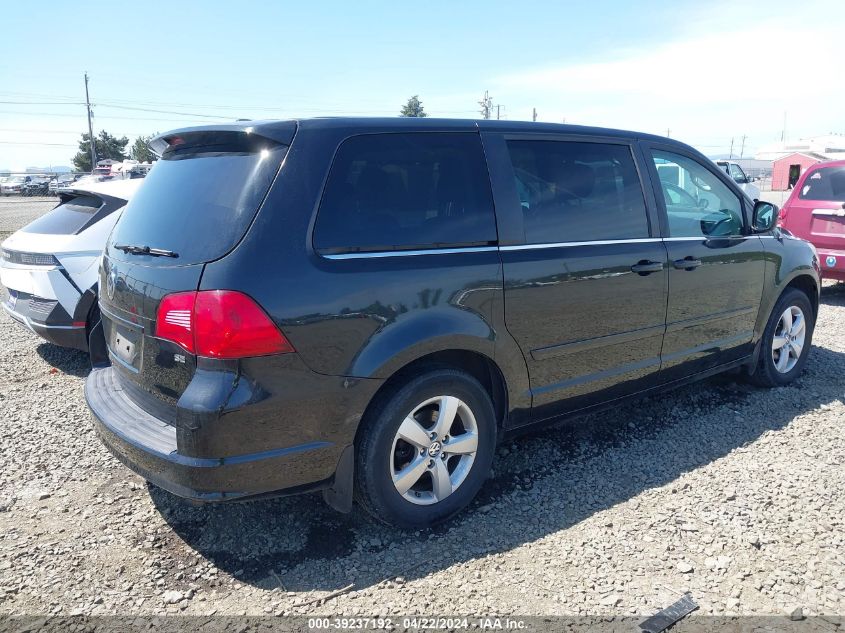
314,133,497,254
505,140,649,243
728,163,747,184
652,150,744,238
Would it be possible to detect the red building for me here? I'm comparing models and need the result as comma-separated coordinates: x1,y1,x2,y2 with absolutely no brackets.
772,152,826,190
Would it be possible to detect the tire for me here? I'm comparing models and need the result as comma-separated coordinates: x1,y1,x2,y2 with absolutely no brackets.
354,368,496,529
748,288,814,387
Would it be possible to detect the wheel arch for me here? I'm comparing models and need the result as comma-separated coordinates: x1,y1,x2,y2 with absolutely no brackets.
327,348,510,515
756,271,820,340
354,348,510,446
784,274,819,320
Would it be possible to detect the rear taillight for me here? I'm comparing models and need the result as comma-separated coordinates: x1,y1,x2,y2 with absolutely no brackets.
155,290,294,358
156,292,196,353
1,249,59,266
777,207,788,226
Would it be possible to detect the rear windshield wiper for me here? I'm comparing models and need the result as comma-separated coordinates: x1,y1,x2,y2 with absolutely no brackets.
113,244,179,258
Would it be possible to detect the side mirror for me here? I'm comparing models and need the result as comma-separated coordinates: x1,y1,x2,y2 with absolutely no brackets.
752,200,778,232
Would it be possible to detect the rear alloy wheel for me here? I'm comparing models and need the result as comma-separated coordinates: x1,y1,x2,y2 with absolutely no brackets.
749,288,814,387
355,368,496,528
391,395,479,506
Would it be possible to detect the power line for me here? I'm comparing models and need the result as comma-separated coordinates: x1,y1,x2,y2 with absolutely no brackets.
0,90,479,119
94,103,233,120
0,141,78,147
0,128,81,134
0,100,84,105
0,90,80,100
0,109,228,122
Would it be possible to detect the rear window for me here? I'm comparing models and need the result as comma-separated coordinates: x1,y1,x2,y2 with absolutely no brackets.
314,132,497,254
799,166,845,202
109,132,286,265
22,195,106,235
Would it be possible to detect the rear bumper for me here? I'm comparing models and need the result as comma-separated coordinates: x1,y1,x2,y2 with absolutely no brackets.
2,290,88,350
815,248,845,281
86,365,375,502
0,262,94,351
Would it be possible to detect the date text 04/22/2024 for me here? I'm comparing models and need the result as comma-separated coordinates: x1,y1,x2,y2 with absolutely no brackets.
307,617,527,630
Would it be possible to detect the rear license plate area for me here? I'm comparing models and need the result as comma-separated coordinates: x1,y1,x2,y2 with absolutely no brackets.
105,318,143,371
811,211,845,236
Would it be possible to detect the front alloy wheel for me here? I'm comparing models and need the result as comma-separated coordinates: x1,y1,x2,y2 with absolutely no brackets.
771,305,806,373
748,287,814,387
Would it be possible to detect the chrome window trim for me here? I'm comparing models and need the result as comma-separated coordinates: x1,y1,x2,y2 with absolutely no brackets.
500,238,660,251
321,235,764,259
322,246,499,260
661,236,742,242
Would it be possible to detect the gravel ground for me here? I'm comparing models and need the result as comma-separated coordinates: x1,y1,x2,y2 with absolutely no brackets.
0,222,843,621
0,197,57,243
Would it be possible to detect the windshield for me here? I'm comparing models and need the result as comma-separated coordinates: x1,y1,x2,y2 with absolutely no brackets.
108,132,286,266
799,166,845,202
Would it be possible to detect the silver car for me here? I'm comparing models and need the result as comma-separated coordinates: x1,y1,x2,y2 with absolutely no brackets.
715,160,761,200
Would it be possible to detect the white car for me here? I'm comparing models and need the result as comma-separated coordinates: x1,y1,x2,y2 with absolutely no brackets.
714,160,761,200
1,175,28,195
1,179,142,352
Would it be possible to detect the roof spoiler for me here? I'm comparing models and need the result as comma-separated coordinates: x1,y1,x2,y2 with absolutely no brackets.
149,121,297,156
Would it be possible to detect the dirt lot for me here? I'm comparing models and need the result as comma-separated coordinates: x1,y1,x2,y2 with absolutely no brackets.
0,200,843,623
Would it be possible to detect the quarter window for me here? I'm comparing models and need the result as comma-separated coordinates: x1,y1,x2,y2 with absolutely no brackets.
652,150,744,238
314,133,497,254
505,140,649,243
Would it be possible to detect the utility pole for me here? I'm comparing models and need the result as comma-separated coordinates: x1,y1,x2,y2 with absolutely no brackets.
781,111,787,142
84,72,96,172
739,135,747,159
666,128,670,138
496,104,501,120
532,107,537,122
478,91,492,120
729,137,734,159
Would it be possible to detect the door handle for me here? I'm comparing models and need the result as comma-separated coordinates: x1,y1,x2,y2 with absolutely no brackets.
630,260,664,275
673,256,702,271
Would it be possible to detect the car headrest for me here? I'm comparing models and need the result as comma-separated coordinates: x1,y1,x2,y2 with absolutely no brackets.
555,162,595,199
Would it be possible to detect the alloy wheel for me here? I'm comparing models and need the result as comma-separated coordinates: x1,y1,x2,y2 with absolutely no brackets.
772,305,806,374
390,395,479,506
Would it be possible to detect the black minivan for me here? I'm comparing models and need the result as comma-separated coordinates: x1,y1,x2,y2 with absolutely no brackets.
86,118,820,528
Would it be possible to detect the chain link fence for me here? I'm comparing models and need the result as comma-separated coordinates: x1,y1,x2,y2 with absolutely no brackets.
0,171,89,198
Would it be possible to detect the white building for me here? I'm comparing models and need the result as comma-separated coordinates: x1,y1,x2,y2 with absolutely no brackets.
754,135,845,161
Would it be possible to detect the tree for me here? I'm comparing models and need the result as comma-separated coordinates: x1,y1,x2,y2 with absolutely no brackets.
129,134,157,163
71,130,130,172
399,95,427,118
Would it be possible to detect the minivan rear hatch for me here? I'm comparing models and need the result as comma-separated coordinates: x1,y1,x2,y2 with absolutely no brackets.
99,124,292,411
